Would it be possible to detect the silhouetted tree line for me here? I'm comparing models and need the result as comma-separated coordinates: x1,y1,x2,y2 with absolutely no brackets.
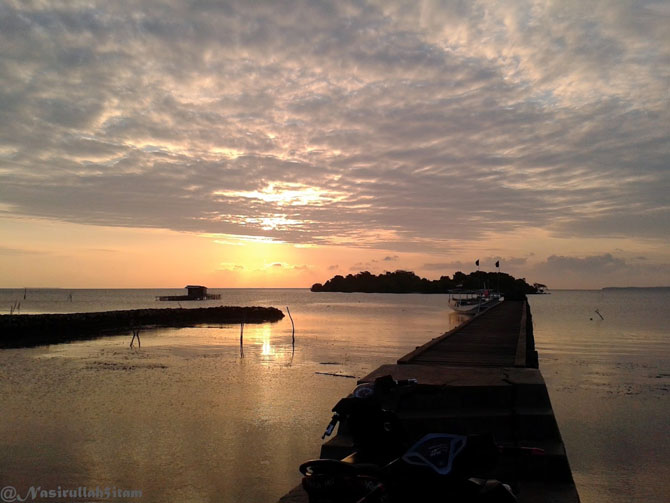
311,270,538,299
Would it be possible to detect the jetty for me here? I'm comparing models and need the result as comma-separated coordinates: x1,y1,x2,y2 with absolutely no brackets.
0,306,284,348
279,300,579,502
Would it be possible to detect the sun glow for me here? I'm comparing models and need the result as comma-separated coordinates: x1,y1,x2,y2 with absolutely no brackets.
247,215,305,231
203,233,285,245
213,182,346,207
210,147,244,159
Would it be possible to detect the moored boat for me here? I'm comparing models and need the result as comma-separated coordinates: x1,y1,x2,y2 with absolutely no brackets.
447,289,502,314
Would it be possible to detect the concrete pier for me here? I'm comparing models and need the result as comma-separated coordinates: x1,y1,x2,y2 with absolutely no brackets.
279,300,579,502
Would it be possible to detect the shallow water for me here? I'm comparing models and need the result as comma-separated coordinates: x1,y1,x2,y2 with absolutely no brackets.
1,289,668,502
0,290,465,502
528,289,670,503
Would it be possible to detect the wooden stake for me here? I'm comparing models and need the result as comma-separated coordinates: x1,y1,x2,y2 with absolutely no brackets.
287,306,295,345
130,328,141,348
240,315,245,358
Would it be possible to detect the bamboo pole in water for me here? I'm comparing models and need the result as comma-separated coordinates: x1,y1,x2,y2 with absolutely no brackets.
286,306,295,345
130,328,141,348
240,317,245,358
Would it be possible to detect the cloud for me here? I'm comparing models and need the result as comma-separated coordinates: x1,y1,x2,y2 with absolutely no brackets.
86,248,119,254
218,263,245,272
422,256,527,272
0,246,50,256
537,253,628,275
423,261,471,272
265,262,310,271
529,253,670,288
0,0,667,258
484,257,527,268
219,260,309,273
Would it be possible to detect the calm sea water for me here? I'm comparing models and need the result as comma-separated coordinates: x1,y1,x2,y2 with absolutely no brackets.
0,288,668,502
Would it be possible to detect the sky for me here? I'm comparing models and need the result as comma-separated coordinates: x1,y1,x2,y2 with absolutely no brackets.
0,0,668,289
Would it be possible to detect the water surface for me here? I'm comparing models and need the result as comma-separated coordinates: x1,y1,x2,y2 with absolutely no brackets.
528,289,669,503
1,288,668,502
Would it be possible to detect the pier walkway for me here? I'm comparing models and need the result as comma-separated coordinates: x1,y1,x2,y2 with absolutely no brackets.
398,300,535,368
279,300,579,502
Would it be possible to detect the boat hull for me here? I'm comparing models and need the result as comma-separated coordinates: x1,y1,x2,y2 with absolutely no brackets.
448,292,502,314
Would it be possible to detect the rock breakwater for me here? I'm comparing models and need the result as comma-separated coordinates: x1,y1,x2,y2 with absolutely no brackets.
0,306,285,348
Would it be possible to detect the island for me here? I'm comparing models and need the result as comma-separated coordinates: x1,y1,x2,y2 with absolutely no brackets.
311,270,539,299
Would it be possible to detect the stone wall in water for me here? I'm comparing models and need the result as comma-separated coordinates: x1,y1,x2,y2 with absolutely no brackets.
0,306,284,348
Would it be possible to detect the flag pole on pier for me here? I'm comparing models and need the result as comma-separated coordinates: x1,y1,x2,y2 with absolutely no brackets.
496,260,500,293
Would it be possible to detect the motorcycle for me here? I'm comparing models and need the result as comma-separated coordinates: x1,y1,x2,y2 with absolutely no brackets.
300,376,529,502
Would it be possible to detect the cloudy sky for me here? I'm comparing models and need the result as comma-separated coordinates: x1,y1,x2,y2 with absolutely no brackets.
1,0,668,288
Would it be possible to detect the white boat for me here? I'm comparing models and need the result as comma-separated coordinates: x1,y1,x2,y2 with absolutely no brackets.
448,289,502,314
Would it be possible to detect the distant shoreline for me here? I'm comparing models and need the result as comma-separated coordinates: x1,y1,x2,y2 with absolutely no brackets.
601,286,670,290
0,306,284,349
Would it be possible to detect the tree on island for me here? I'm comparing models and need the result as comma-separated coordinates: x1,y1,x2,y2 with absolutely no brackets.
311,270,539,299
532,282,549,293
